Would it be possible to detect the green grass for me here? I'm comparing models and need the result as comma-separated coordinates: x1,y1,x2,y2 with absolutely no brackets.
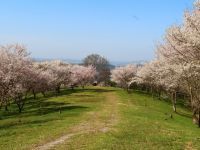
112,90,200,149
0,87,200,150
0,88,106,150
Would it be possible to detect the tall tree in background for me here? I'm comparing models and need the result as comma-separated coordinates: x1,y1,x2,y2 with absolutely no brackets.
83,54,111,85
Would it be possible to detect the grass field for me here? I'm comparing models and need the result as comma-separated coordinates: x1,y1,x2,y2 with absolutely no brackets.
0,87,200,150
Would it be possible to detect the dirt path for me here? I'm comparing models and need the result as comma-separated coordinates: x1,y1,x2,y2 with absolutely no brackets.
33,91,119,150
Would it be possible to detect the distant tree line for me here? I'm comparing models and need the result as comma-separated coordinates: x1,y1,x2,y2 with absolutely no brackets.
0,45,97,113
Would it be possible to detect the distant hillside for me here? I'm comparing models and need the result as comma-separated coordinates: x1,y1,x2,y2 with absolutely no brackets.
33,58,147,67
111,60,148,66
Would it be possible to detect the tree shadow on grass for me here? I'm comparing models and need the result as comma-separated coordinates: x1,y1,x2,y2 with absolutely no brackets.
131,90,191,109
25,99,69,110
30,88,115,100
1,102,88,119
31,105,88,116
0,87,113,120
0,118,61,130
0,105,88,130
176,111,192,119
80,88,116,93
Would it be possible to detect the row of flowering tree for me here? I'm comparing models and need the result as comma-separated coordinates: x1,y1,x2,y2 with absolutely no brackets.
136,0,200,126
111,0,200,127
159,1,199,126
154,0,200,126
0,44,96,113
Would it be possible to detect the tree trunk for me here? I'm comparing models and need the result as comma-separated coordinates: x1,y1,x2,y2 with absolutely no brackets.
189,87,199,125
56,86,60,93
145,86,148,93
151,86,154,98
15,96,25,113
5,105,8,111
42,92,46,97
198,109,200,128
126,85,130,93
33,90,36,99
158,90,161,100
172,92,177,113
192,109,198,124
189,86,193,104
17,103,22,113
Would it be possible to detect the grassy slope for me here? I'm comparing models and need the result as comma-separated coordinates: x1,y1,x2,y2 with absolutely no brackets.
0,87,200,150
113,90,200,150
56,88,200,150
0,88,106,150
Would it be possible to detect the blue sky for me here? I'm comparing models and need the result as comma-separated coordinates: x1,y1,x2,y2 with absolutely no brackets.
0,0,194,62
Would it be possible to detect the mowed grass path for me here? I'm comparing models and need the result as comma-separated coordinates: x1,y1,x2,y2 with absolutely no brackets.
0,87,200,149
